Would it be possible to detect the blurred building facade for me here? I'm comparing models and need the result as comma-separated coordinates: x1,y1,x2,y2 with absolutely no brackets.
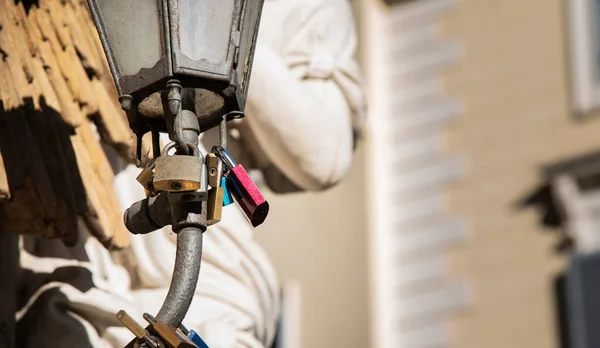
358,0,600,347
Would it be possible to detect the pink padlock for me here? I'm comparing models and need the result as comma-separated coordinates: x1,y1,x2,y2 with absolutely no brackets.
213,145,269,227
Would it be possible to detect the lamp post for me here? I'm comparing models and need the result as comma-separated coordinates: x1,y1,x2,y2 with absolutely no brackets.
86,1,266,347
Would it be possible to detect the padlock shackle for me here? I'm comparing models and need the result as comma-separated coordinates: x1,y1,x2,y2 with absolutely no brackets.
218,111,245,149
219,117,228,149
161,141,203,159
212,145,237,170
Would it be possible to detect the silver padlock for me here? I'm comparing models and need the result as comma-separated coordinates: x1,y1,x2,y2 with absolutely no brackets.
153,142,204,192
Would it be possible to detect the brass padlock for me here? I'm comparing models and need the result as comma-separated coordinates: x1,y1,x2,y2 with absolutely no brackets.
142,313,197,348
206,153,222,188
116,310,160,348
205,152,224,225
153,142,204,192
136,159,157,196
206,187,224,226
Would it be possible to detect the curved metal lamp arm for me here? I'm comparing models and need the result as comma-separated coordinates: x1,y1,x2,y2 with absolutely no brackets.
119,83,242,347
155,226,203,326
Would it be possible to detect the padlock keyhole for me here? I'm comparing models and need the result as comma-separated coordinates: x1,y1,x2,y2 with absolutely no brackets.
171,182,183,190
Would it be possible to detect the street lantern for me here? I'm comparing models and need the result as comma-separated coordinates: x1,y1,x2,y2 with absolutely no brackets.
87,0,264,137
86,2,270,344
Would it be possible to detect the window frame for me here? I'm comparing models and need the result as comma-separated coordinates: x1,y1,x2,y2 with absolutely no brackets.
547,153,600,253
568,0,600,115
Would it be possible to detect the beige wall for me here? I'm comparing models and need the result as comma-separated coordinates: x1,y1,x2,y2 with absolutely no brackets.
254,3,370,347
255,144,369,348
442,0,600,347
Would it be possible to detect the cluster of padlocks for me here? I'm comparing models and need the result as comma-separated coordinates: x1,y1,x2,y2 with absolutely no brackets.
135,117,269,229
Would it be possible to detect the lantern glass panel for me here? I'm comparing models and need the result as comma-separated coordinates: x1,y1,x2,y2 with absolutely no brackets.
178,0,235,64
96,0,163,76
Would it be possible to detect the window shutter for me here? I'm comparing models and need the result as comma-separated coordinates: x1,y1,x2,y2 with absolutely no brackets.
363,1,470,347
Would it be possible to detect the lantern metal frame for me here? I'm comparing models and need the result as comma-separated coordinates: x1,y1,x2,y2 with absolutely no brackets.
86,0,264,117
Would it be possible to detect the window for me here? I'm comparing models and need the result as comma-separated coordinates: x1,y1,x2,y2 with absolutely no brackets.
547,152,600,253
568,0,600,114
